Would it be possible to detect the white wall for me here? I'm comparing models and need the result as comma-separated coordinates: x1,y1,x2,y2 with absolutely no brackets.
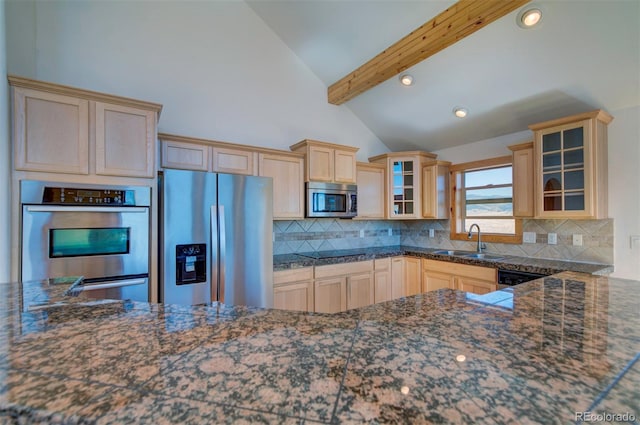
608,105,640,280
0,0,11,283
4,0,388,161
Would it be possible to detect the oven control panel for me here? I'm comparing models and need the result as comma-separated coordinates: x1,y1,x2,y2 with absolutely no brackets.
42,187,135,206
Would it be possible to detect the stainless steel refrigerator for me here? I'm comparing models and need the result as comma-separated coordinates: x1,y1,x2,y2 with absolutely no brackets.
159,168,273,307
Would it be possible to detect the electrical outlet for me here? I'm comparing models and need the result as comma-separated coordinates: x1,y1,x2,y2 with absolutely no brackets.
523,232,536,244
388,228,393,236
429,229,435,238
573,234,583,246
548,233,557,245
359,229,365,238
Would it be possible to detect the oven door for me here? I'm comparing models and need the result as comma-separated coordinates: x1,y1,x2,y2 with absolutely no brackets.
21,205,149,282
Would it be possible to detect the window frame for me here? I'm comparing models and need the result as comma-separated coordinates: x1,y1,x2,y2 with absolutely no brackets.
450,156,523,244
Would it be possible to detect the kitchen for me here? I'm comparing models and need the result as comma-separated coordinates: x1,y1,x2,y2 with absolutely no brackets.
0,0,639,423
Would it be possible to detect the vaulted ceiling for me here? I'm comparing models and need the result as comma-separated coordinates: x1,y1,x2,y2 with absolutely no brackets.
247,0,640,152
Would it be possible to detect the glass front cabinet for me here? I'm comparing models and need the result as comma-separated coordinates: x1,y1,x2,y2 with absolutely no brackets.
529,110,613,219
369,152,437,219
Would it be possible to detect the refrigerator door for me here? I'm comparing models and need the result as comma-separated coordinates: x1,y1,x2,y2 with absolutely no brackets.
160,169,216,305
214,173,273,308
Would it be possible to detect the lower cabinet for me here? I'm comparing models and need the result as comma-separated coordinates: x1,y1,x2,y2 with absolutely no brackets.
391,256,422,299
374,258,392,303
273,267,314,312
422,259,497,295
314,261,373,313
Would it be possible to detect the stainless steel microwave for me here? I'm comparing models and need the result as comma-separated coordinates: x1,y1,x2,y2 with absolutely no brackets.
306,182,357,218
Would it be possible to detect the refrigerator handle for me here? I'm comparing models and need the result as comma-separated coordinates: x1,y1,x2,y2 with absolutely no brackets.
218,205,226,301
211,205,219,302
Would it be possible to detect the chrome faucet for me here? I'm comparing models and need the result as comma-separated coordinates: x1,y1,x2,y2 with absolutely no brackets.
467,223,483,253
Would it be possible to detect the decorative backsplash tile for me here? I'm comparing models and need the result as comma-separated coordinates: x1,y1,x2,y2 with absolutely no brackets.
274,217,614,265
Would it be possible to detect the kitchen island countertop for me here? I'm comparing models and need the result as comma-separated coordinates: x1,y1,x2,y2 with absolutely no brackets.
0,271,638,424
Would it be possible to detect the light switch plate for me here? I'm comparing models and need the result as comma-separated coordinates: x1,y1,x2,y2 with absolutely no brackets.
429,229,435,238
523,232,536,244
573,234,583,246
388,228,393,236
359,229,365,238
548,233,557,245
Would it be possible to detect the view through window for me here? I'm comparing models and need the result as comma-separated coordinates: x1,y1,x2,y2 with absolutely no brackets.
462,165,515,234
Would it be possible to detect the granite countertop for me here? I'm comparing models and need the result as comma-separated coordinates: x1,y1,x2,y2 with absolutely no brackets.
274,245,614,276
1,272,638,424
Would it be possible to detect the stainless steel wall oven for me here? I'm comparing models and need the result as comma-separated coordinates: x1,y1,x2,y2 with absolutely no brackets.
20,180,150,302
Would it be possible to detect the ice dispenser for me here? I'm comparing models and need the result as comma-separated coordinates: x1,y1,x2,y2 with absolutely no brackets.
176,244,206,285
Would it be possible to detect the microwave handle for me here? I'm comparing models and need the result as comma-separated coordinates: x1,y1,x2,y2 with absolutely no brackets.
348,193,357,214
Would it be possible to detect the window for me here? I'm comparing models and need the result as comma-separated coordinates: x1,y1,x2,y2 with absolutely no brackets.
451,156,522,244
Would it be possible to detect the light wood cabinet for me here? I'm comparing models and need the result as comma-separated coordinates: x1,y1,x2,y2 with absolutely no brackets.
422,259,497,295
347,272,375,310
161,139,209,171
258,152,305,220
94,101,156,178
374,258,392,303
211,146,255,176
369,151,437,220
422,161,450,219
10,76,161,178
508,142,535,217
529,110,612,219
273,267,314,312
390,256,422,298
314,261,373,313
356,162,386,219
290,139,358,184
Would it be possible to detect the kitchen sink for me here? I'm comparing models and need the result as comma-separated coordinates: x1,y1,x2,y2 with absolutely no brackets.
432,250,504,261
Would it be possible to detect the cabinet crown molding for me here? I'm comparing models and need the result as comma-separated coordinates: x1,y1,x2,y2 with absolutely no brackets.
159,132,304,158
289,139,359,153
528,109,613,131
508,141,534,151
8,75,163,116
368,151,437,163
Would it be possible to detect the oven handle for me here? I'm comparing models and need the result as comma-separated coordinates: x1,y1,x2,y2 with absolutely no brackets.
25,206,148,213
79,278,147,291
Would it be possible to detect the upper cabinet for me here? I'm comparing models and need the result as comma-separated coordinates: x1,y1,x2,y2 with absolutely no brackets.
422,160,450,219
508,142,534,217
159,133,304,220
355,162,385,219
10,76,162,178
529,110,613,219
290,139,358,184
369,151,437,220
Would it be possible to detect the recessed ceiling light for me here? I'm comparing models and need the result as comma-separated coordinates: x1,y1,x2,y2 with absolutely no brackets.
517,5,543,29
399,74,413,86
453,107,468,118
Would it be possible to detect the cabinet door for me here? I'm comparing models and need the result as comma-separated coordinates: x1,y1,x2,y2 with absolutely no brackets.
13,87,89,174
161,140,209,171
347,272,374,310
258,153,304,219
334,149,357,183
404,257,422,296
374,270,391,303
389,158,419,219
356,164,385,218
423,270,454,292
512,146,534,217
95,101,156,177
422,164,449,219
390,257,405,299
457,276,497,295
212,147,255,176
314,277,346,313
274,281,313,312
308,145,334,182
536,120,593,218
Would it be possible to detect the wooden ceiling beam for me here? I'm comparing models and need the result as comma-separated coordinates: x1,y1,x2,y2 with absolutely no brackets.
327,0,532,105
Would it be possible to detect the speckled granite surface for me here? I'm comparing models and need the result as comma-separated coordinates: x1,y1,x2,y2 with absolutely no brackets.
0,271,638,424
273,245,614,275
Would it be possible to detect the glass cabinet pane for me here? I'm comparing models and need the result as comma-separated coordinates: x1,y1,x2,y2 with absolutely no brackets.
405,202,414,214
543,133,561,152
563,149,584,170
543,173,562,191
403,162,413,172
404,188,413,200
403,175,413,186
544,194,562,211
390,159,416,216
564,127,584,149
564,170,584,190
543,153,561,171
565,192,585,210
393,161,402,173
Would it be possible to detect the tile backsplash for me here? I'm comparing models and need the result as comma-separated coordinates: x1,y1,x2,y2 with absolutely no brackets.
274,218,613,265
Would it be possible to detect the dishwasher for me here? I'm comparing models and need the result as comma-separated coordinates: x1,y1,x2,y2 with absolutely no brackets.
497,269,548,289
